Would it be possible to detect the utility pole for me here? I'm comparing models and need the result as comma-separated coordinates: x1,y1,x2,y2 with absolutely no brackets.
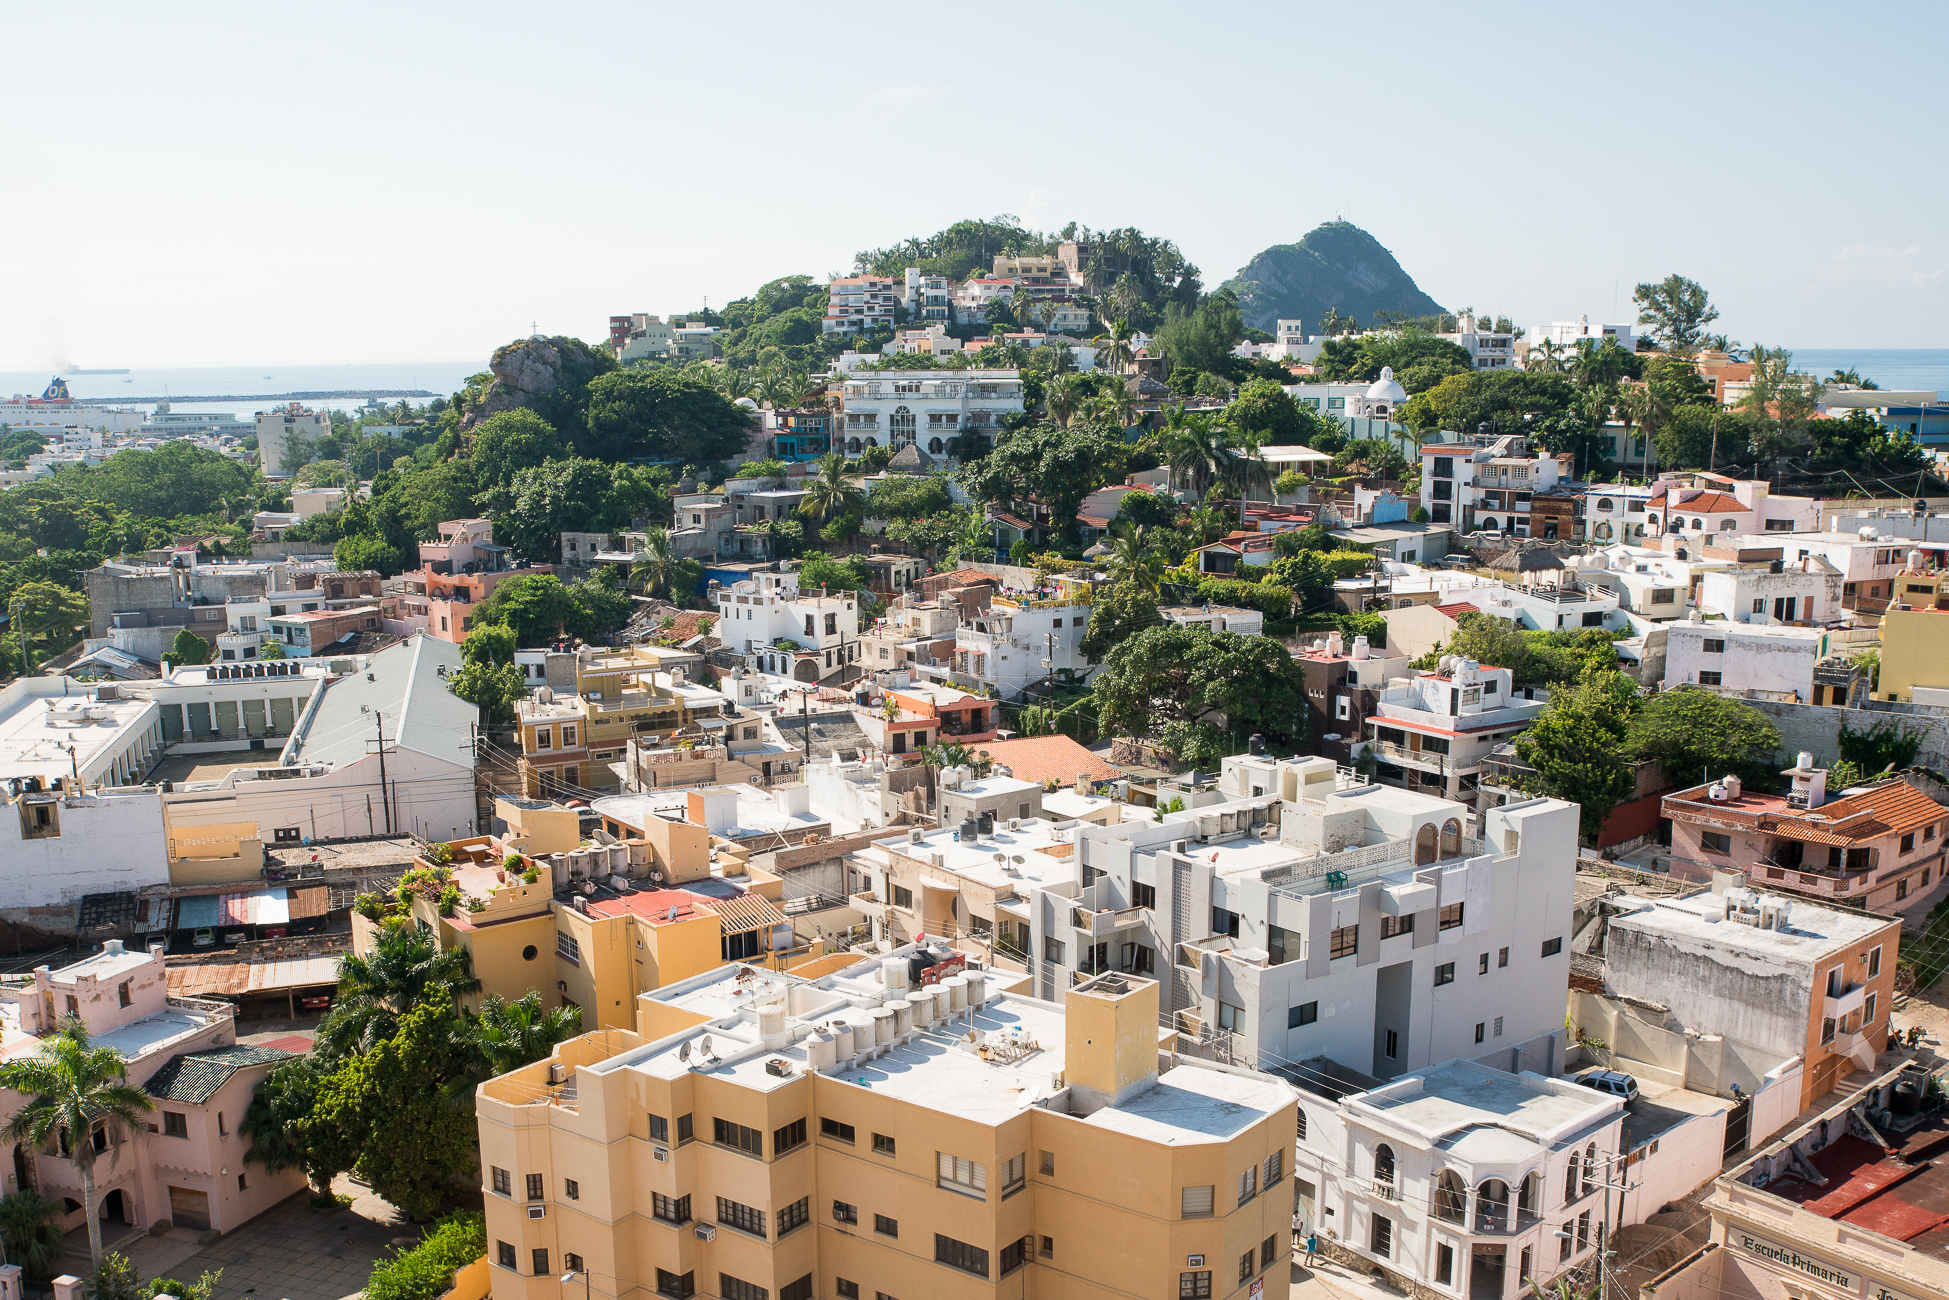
374,712,392,835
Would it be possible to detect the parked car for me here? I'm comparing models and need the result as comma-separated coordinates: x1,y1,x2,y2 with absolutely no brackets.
1574,1069,1639,1103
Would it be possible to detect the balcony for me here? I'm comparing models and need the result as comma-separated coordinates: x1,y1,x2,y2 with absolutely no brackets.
1071,905,1147,940
1824,981,1869,1020
1368,740,1454,773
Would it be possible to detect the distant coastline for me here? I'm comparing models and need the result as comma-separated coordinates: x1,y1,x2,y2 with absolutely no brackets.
71,389,437,406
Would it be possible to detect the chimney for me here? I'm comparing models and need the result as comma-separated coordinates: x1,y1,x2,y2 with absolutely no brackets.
1075,772,1091,796
1063,973,1160,1115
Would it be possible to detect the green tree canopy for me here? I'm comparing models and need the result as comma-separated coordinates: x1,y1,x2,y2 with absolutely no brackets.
1399,369,1581,437
1623,686,1781,786
1633,274,1719,352
1153,292,1245,376
866,472,954,520
1514,666,1640,840
581,369,755,464
334,534,407,576
484,458,671,565
1080,581,1160,663
469,574,578,648
1092,623,1306,747
168,628,212,667
960,422,1127,538
466,409,564,491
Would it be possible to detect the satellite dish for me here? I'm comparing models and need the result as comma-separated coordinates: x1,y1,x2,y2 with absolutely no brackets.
993,853,1006,864
679,1041,692,1062
700,1035,715,1058
1011,855,1025,865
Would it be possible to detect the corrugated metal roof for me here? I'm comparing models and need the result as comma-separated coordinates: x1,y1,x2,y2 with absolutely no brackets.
286,885,329,919
176,895,221,929
165,953,341,998
283,634,471,769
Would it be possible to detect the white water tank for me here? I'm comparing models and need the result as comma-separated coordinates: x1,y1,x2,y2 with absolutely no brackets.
906,990,935,1030
807,1030,836,1073
941,974,969,1012
891,1000,914,1038
964,970,986,1006
831,1022,855,1065
870,1007,895,1049
627,839,649,867
882,958,910,996
759,1000,789,1050
1911,549,1927,571
1352,635,1371,661
1708,782,1728,802
1724,775,1743,800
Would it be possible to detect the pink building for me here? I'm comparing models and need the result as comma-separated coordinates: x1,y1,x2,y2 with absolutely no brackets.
0,943,307,1235
396,519,552,643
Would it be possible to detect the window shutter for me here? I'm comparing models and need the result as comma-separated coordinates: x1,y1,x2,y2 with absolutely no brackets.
1182,1185,1214,1216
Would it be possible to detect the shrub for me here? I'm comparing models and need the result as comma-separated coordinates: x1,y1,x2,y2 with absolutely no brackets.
364,1212,487,1300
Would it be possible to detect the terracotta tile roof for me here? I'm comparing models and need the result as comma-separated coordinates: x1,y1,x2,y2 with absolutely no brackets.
1764,780,1946,845
989,511,1036,530
1647,490,1746,513
962,735,1123,786
1432,602,1481,620
146,1044,299,1104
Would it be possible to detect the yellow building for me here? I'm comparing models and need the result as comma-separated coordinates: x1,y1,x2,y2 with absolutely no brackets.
1873,600,1949,703
351,799,829,1031
477,959,1298,1300
517,647,732,797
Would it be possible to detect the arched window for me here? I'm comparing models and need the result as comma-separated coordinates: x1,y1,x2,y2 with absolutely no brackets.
1475,1179,1509,1232
1565,1150,1580,1204
1721,519,1737,531
1646,513,1659,529
1518,1171,1542,1219
890,406,916,445
1479,516,1499,532
1582,1142,1598,1198
1374,1143,1395,1185
928,438,945,454
1596,498,1614,513
1435,1170,1467,1224
1595,523,1613,539
847,437,861,454
1440,818,1462,857
1691,517,1704,530
1415,823,1438,865
865,437,879,448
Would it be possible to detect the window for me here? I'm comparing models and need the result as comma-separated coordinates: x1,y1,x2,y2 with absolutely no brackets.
1329,925,1358,959
1701,830,1732,854
1262,1235,1279,1270
1541,937,1563,957
1698,671,1723,686
678,1113,693,1144
821,1117,855,1143
1822,1016,1837,1045
1002,1153,1026,1197
491,1166,510,1196
1702,638,1725,654
118,981,131,1009
649,1114,669,1142
1385,1029,1399,1058
721,1276,769,1300
936,1235,989,1278
526,1173,544,1201
714,1118,763,1157
1217,1002,1244,1032
1289,1001,1318,1028
872,1132,895,1156
1043,1237,1055,1259
1475,1022,1486,1043
1132,881,1156,909
1044,936,1066,964
1240,1250,1255,1284
1002,1237,1031,1276
830,1200,856,1226
717,1197,766,1237
1380,913,1414,940
1440,902,1464,930
773,1117,807,1154
556,932,581,964
1929,825,1939,842
1297,1109,1308,1141
237,1172,248,1191
1181,1184,1215,1217
1903,833,1916,854
1266,1150,1284,1185
1559,1228,1574,1262
1479,952,1491,975
532,1250,550,1277
837,1283,859,1300
652,1192,689,1224
1180,1273,1212,1300
892,884,913,910
1494,1016,1504,1037
1869,946,1883,978
1866,992,1879,1025
1371,1215,1393,1258
1435,963,1455,987
1238,1165,1259,1205
1040,1150,1055,1175
938,1152,987,1197
1499,947,1509,968
498,1242,517,1270
1577,1210,1591,1248
875,1214,898,1237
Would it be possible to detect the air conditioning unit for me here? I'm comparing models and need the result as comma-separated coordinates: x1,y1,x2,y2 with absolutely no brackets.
694,1223,717,1242
653,1147,669,1162
527,1204,546,1220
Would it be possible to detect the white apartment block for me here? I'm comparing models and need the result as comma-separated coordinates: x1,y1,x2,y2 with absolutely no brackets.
1420,437,1563,533
1698,554,1842,626
1769,530,1914,611
1160,603,1265,636
254,403,330,479
1662,622,1838,700
609,313,675,362
1364,657,1548,802
1296,1060,1624,1300
713,568,863,684
1529,316,1635,353
950,590,1091,701
1570,548,1695,621
837,370,1025,456
899,269,954,324
1644,473,1818,539
1435,313,1518,370
823,275,897,334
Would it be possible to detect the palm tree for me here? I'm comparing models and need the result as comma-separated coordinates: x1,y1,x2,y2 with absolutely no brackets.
453,993,583,1080
1045,374,1089,430
1010,285,1039,330
628,527,679,597
797,453,867,528
717,368,756,402
1105,525,1165,594
1526,338,1567,374
922,739,992,778
0,1022,155,1270
1572,337,1629,390
1216,441,1271,504
1165,410,1233,496
1184,504,1227,545
1093,319,1137,374
0,1192,67,1280
1831,367,1879,390
317,926,480,1059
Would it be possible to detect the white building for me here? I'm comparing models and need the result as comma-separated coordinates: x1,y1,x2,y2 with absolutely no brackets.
1435,313,1518,370
822,274,898,334
140,658,329,751
1160,603,1265,636
254,403,331,479
712,568,862,684
1296,1060,1624,1300
1364,657,1549,802
1576,484,1655,544
899,269,955,325
1644,473,1819,540
1570,548,1697,621
1420,436,1564,533
1530,316,1635,354
1661,621,1839,700
1767,529,1913,612
611,313,675,362
144,402,254,440
949,588,1092,700
1697,554,1842,626
837,370,1025,457
1349,367,1410,420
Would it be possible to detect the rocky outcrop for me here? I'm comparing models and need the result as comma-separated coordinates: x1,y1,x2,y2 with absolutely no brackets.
1220,221,1445,333
459,335,612,432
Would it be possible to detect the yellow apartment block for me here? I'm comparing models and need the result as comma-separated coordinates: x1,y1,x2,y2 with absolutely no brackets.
1875,603,1949,703
477,955,1298,1300
518,647,730,797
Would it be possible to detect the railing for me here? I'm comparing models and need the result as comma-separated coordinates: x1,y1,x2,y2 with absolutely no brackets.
1370,1180,1398,1201
1369,740,1451,772
1264,835,1490,894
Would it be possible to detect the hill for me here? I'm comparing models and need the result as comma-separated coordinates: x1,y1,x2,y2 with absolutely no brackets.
1220,222,1445,334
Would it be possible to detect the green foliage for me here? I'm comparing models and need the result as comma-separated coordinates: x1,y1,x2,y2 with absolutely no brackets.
460,623,517,669
242,1055,347,1196
0,1192,67,1280
797,453,868,527
169,628,212,667
1413,615,1619,688
1093,624,1307,746
345,1003,482,1221
733,458,789,482
1515,666,1641,840
1117,488,1179,532
466,409,564,491
1399,369,1581,437
453,992,582,1079
1836,719,1924,776
484,458,671,565
1335,611,1387,649
1153,292,1245,377
795,551,874,595
1312,333,1474,392
90,1253,146,1300
364,1212,487,1300
1193,577,1295,618
7,581,89,657
1154,718,1228,771
1633,274,1719,352
1623,686,1782,787
581,368,755,465
334,533,406,576
866,472,954,521
566,576,632,639
449,661,526,723
1080,582,1160,663
318,925,481,1060
961,421,1128,538
470,574,576,647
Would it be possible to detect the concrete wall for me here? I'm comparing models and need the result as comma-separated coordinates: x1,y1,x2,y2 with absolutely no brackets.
162,748,478,845
1742,698,1949,772
84,568,180,637
1601,926,1813,1060
0,790,171,911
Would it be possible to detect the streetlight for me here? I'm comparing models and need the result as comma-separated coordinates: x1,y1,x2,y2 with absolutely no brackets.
562,1271,591,1300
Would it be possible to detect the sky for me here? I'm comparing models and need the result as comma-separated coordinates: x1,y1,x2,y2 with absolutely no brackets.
4,0,1945,368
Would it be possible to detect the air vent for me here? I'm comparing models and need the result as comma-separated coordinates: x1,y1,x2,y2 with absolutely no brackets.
527,1204,546,1220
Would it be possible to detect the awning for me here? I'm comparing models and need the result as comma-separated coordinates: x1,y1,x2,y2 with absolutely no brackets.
177,886,312,930
175,895,221,929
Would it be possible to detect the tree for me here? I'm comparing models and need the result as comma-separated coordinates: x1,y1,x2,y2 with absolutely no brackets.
1228,379,1304,445
1398,370,1581,438
1514,666,1639,841
334,533,407,576
168,628,212,667
0,1192,67,1280
241,1055,347,1198
1093,319,1137,373
8,581,88,658
1116,488,1179,532
449,659,526,723
960,422,1126,540
1092,624,1307,746
336,1003,480,1222
485,458,669,566
1153,293,1244,376
1740,346,1822,486
467,409,563,491
452,993,582,1080
1080,582,1160,663
257,640,286,661
866,472,953,521
318,926,481,1060
625,527,701,601
1103,526,1166,595
460,622,517,669
921,740,992,777
469,574,578,648
797,453,867,528
1414,613,1538,683
1623,686,1781,787
277,429,319,477
581,368,755,464
795,551,873,596
566,577,631,640
1632,274,1719,352
0,1021,156,1270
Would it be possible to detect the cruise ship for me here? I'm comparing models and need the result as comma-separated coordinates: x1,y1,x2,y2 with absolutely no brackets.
0,377,146,435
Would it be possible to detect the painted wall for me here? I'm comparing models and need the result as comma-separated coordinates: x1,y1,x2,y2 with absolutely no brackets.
2,790,171,910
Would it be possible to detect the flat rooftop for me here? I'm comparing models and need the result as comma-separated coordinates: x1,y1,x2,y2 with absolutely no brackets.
0,687,154,784
1352,1059,1620,1147
1609,890,1892,961
874,815,1075,889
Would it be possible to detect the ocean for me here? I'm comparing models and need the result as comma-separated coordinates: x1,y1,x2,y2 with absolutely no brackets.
1774,349,1947,399
0,361,480,419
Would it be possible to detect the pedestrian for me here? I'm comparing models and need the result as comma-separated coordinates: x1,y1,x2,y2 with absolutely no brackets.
1305,1232,1319,1267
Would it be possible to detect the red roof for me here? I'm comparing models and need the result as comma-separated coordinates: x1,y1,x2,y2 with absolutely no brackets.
1647,489,1746,513
964,735,1123,785
583,886,712,924
1432,602,1481,620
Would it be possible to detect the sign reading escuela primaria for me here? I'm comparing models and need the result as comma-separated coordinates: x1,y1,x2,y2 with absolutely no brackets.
1734,1230,1926,1300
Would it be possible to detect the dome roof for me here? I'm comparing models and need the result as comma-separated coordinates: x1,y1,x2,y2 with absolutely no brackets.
1366,366,1408,404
